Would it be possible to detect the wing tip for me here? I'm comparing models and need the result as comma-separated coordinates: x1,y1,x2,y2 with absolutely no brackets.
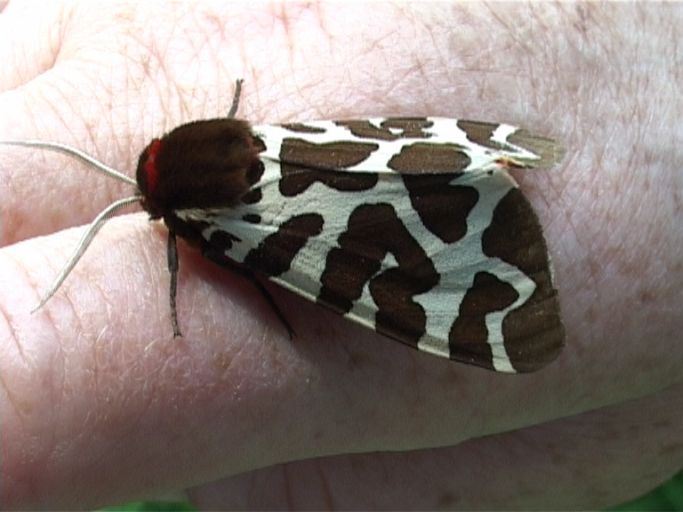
510,129,566,169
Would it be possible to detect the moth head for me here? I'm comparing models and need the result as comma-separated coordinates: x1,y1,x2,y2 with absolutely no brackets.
135,119,265,219
137,137,164,219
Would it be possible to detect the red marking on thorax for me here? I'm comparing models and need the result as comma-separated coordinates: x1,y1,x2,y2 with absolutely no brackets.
144,139,162,194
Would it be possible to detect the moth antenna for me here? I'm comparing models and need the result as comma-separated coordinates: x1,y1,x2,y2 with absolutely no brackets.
0,140,137,186
227,78,244,119
32,195,142,312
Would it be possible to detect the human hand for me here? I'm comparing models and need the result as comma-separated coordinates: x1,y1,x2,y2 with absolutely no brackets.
1,2,681,509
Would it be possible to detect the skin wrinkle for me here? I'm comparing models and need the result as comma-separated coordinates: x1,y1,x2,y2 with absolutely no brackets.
273,2,296,58
312,458,336,510
296,1,330,45
280,463,294,511
483,3,529,53
171,14,211,121
159,49,188,125
0,174,18,245
3,250,47,364
130,26,174,124
21,91,112,233
266,3,300,105
555,170,598,318
90,325,110,423
3,297,65,497
403,346,427,423
45,3,67,70
0,306,26,423
136,225,170,336
205,279,263,379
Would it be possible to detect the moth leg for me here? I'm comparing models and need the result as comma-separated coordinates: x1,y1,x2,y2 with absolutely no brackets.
202,245,295,339
227,79,244,119
167,230,182,337
247,273,296,340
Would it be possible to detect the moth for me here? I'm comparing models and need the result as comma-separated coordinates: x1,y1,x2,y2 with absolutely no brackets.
1,81,565,373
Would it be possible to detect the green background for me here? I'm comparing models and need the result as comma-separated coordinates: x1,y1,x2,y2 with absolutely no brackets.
103,467,683,511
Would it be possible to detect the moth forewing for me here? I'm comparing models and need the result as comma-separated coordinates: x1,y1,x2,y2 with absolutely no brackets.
199,117,565,372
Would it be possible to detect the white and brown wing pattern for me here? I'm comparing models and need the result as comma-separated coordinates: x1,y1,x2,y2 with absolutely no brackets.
176,117,565,372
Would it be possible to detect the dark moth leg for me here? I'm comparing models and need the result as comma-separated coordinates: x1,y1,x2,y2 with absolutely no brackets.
167,230,182,337
248,273,296,340
201,244,295,340
164,78,245,337
167,227,297,340
227,78,244,119
224,79,296,337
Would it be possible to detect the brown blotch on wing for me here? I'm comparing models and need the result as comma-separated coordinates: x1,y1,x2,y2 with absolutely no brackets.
280,138,379,170
244,213,324,276
482,188,565,372
402,176,477,244
335,118,433,141
318,203,439,345
280,123,327,134
278,138,380,195
456,120,505,151
279,167,378,196
388,143,471,173
448,271,520,369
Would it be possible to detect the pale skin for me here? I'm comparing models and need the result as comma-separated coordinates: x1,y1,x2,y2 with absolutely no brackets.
0,1,681,509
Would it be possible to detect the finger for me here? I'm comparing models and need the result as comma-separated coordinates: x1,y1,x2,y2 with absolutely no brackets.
0,2,119,245
0,54,145,247
0,7,158,245
0,214,281,508
189,381,683,510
